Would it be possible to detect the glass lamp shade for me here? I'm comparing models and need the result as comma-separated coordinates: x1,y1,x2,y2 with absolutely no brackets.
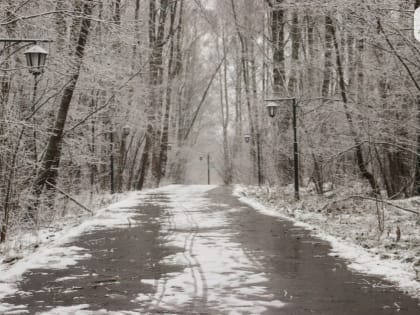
266,102,280,118
24,45,48,75
122,125,131,136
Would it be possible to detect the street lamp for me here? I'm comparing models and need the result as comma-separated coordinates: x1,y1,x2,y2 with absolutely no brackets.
109,127,115,194
266,101,281,118
199,154,211,184
24,44,48,164
244,133,262,186
122,125,131,137
118,125,131,193
24,44,48,75
265,97,299,200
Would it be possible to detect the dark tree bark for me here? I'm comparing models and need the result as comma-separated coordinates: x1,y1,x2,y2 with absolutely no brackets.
322,16,334,99
69,0,83,51
330,16,379,194
231,0,258,181
271,0,285,94
137,0,169,189
32,0,94,205
114,0,121,24
55,0,67,51
414,0,420,196
287,12,299,94
159,0,183,181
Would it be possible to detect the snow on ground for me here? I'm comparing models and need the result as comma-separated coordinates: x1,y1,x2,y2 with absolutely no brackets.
233,184,420,301
134,185,287,314
0,191,145,310
37,304,139,315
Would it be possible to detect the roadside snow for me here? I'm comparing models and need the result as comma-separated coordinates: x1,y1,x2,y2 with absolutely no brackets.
37,304,140,315
38,304,90,314
0,191,144,308
233,184,420,301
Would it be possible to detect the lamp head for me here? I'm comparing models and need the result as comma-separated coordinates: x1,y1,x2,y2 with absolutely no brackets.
265,101,280,118
24,44,48,75
122,125,131,136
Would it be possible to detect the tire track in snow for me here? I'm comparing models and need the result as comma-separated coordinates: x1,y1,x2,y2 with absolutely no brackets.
178,203,209,308
139,193,173,312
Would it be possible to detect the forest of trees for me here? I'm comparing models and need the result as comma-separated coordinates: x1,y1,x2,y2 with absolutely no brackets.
1,0,419,242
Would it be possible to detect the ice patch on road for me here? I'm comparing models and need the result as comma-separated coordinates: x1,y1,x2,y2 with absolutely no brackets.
233,185,420,301
134,185,287,313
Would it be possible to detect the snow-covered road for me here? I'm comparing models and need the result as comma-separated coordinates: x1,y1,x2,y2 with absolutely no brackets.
1,185,419,314
136,185,286,314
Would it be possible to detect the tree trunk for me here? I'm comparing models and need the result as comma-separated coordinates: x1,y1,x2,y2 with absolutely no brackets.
271,0,285,94
413,0,420,195
330,16,379,194
137,0,169,189
159,0,183,181
55,0,67,51
31,0,94,210
150,0,169,187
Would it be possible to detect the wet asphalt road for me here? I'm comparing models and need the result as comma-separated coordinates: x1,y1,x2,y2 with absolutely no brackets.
2,186,420,314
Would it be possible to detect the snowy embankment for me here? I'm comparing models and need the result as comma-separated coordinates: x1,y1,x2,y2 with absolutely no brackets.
234,184,420,301
0,191,143,311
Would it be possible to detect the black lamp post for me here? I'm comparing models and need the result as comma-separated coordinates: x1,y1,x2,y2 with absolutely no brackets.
265,97,300,201
109,127,115,194
24,44,48,163
118,125,131,193
199,154,210,184
244,133,262,186
207,154,210,185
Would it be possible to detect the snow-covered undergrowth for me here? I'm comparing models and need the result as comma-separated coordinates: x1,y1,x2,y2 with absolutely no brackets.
0,190,143,305
0,192,129,259
234,184,420,301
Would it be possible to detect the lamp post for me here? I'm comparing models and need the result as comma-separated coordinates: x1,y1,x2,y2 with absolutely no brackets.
207,154,210,185
117,125,130,193
109,127,115,194
244,133,262,186
0,39,50,240
265,97,300,201
199,154,211,184
24,44,48,162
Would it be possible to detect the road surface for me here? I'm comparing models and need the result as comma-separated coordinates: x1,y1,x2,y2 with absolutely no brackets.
1,185,420,314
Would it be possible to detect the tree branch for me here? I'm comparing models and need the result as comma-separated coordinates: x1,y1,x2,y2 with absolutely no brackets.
183,55,226,141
